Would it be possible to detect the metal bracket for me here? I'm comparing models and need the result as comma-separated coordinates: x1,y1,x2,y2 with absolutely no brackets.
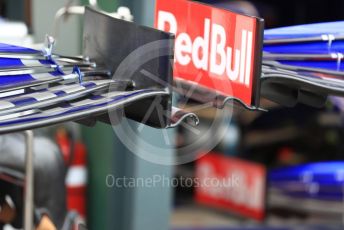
24,130,34,230
168,107,199,128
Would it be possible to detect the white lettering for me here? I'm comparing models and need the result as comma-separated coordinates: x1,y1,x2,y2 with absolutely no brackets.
192,19,210,70
245,31,253,86
157,11,255,87
226,47,240,81
239,30,247,84
157,11,177,34
175,33,192,65
210,23,227,76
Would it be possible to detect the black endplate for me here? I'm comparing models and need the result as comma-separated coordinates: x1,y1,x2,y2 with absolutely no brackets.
83,7,174,128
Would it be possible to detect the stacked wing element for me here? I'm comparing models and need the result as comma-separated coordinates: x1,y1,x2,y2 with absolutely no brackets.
0,43,171,133
262,21,344,107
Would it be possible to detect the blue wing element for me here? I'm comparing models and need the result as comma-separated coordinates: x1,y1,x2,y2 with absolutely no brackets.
264,21,344,41
0,43,75,89
0,80,111,114
277,60,344,72
0,89,168,134
264,41,344,54
269,162,344,200
0,43,39,54
0,40,176,132
263,22,344,72
269,162,344,182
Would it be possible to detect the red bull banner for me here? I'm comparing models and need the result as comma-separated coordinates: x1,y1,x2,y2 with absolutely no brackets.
155,0,264,106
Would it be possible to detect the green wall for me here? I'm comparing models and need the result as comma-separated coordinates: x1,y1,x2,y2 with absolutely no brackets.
81,0,118,12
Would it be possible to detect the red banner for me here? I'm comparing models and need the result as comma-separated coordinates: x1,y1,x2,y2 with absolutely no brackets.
155,0,263,106
195,153,266,221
